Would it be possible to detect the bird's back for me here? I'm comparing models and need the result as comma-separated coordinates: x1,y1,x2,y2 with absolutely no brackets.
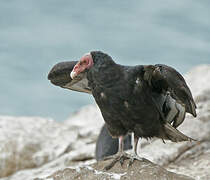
89,64,164,139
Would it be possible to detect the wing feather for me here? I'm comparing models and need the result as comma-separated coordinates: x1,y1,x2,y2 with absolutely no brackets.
144,64,196,117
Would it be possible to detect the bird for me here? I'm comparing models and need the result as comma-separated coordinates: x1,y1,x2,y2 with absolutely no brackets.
48,51,197,170
47,60,133,160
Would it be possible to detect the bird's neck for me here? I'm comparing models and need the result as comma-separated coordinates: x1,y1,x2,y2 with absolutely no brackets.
87,63,123,88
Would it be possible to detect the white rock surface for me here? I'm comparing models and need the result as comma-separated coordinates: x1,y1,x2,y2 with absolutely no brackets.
0,116,78,178
66,104,104,139
185,64,210,98
0,105,104,180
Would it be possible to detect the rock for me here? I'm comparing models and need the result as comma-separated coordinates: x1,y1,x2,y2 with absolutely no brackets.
166,143,210,180
0,106,104,180
0,116,78,178
66,104,104,139
184,65,210,98
39,158,193,180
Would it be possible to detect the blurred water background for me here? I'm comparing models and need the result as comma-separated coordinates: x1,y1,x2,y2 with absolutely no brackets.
0,0,210,121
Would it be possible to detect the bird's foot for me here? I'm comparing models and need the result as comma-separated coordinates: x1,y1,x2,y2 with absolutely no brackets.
127,153,141,167
103,152,130,170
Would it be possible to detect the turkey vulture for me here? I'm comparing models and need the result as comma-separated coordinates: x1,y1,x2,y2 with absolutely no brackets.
48,51,196,170
48,60,132,160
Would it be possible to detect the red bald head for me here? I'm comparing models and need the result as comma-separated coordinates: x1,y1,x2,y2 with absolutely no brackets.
70,53,94,79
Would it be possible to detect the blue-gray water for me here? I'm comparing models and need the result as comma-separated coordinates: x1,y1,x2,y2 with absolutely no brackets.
1,0,210,121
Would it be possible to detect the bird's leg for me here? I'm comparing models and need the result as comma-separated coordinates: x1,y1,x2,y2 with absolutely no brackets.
104,136,129,170
118,135,124,153
133,135,139,156
118,136,129,165
128,135,140,166
102,136,124,161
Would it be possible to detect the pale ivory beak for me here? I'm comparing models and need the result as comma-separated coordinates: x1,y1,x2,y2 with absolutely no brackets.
70,71,77,79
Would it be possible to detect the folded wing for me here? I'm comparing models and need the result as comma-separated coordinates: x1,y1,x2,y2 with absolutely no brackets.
144,64,197,118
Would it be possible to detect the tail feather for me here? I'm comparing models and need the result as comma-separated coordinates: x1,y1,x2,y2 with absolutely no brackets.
161,123,196,142
189,99,197,117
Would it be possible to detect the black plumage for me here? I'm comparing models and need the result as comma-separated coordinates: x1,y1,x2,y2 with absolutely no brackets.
87,51,196,141
48,51,197,170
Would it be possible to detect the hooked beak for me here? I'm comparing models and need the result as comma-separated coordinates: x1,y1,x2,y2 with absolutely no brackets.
70,70,77,79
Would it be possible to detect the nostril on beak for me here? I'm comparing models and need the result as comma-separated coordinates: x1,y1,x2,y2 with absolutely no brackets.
74,66,78,70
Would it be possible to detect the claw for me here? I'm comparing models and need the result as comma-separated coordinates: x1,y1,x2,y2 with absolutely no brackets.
119,155,129,166
103,152,129,170
128,157,135,167
103,152,142,170
127,153,141,167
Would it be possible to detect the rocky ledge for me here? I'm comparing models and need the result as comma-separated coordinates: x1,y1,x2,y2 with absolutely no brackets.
38,158,193,180
0,65,210,180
